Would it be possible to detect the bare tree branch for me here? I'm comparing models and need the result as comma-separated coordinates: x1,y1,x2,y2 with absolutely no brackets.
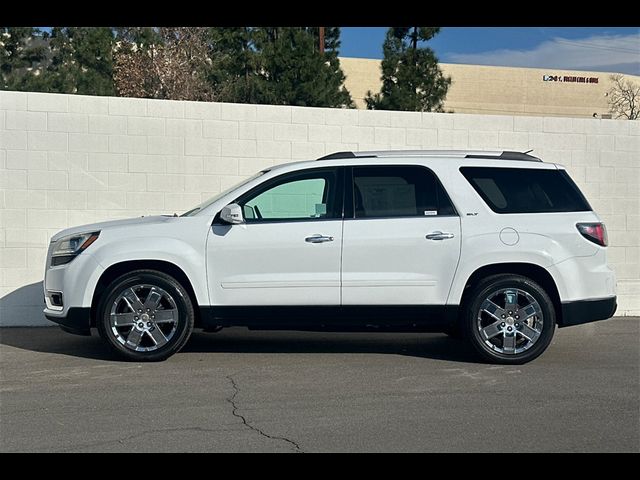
113,27,214,101
607,74,640,120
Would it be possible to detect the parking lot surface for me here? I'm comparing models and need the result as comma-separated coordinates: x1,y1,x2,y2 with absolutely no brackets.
1,318,638,452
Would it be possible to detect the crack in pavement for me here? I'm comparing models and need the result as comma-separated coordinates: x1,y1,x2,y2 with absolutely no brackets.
226,375,303,453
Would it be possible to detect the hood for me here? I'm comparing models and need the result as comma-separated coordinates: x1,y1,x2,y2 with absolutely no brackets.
50,215,174,242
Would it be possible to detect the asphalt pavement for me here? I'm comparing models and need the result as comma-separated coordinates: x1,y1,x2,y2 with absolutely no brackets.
1,318,638,452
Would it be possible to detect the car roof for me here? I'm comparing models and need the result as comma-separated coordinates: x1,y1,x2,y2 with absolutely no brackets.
317,150,542,162
265,150,544,174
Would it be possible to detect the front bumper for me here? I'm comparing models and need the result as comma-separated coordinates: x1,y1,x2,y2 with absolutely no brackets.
559,296,617,328
45,307,92,335
43,249,104,329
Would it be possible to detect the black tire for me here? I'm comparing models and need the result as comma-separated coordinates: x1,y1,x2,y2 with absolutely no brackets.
97,269,194,361
462,274,556,364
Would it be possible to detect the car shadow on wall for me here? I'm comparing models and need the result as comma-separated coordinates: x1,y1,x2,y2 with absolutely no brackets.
0,282,49,327
0,282,478,363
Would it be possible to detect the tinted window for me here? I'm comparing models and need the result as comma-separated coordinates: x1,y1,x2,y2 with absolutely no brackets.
460,167,591,214
352,166,456,218
239,169,340,222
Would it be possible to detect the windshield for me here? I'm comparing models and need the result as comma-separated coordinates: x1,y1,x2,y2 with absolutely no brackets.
181,171,266,217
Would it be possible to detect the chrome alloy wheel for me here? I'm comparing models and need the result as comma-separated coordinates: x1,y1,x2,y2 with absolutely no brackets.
476,288,544,355
109,284,179,352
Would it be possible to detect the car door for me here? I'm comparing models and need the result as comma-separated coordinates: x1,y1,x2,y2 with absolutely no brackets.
341,164,461,305
206,167,344,306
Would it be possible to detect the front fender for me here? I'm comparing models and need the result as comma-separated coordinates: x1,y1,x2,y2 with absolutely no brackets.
86,236,209,307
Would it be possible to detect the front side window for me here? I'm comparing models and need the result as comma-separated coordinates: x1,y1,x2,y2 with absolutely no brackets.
239,169,340,222
351,165,456,218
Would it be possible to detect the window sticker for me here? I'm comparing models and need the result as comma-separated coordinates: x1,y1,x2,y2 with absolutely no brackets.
424,210,438,216
315,203,327,216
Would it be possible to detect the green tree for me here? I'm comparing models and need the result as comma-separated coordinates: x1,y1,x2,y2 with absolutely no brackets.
366,27,451,112
45,27,116,96
0,27,49,91
252,27,353,108
204,27,352,107
204,27,263,103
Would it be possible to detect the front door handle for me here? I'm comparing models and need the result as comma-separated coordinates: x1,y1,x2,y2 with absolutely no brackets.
425,231,455,241
305,234,334,243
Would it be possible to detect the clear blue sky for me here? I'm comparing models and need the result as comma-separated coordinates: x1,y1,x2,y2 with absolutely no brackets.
340,27,640,75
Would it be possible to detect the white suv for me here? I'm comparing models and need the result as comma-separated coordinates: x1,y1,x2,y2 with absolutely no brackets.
43,150,617,364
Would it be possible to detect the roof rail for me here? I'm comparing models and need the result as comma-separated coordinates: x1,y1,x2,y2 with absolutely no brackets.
465,151,542,162
316,151,359,160
316,150,542,162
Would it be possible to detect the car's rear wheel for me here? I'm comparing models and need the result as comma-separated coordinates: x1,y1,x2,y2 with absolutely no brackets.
97,269,194,361
463,274,556,364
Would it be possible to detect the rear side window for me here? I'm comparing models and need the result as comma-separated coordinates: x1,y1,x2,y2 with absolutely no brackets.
460,167,591,214
352,165,456,218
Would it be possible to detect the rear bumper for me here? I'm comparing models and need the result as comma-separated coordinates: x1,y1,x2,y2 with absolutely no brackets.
559,297,617,328
45,307,92,335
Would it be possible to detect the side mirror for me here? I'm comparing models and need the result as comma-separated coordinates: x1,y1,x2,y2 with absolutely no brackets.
220,203,245,225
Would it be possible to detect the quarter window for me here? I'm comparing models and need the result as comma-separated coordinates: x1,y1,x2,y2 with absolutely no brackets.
352,166,456,218
460,167,592,214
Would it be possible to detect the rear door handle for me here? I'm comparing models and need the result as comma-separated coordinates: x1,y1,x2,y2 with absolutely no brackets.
425,231,455,240
305,234,334,243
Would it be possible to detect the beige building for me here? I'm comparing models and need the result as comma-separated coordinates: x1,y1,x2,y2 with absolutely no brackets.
340,57,640,118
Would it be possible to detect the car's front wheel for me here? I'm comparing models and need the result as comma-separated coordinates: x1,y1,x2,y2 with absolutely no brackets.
463,274,556,364
97,269,194,361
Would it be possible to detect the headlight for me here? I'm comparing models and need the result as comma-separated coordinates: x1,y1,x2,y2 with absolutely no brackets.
51,231,100,266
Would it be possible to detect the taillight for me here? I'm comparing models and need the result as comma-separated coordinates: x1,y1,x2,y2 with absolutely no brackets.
577,223,608,247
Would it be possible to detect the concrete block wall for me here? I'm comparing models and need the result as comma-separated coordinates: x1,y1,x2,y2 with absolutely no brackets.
1,90,638,326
